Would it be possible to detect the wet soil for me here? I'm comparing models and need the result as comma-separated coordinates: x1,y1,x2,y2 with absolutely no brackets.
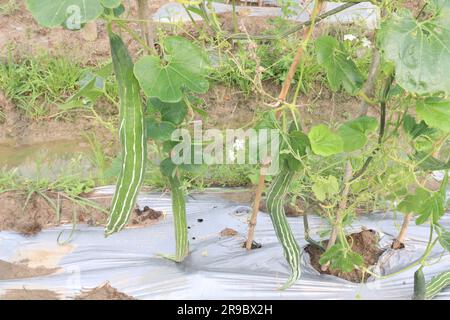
0,288,60,300
305,230,383,283
75,283,135,300
0,260,59,280
0,191,163,235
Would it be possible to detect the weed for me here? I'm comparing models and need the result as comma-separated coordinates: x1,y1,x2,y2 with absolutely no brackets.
0,52,82,118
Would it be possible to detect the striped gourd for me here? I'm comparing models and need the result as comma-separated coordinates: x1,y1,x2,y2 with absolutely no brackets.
425,270,450,300
168,175,189,261
105,31,147,236
266,168,302,289
413,267,426,300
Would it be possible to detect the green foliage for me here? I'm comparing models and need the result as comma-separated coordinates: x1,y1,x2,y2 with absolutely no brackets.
337,116,378,152
134,36,210,103
26,0,104,28
311,175,339,202
0,53,82,118
308,124,344,157
319,243,364,273
398,173,448,224
377,6,450,95
148,98,187,126
403,115,436,140
316,35,364,95
416,97,450,132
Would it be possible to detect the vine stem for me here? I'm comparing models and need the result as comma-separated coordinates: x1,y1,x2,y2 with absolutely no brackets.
136,0,157,55
245,0,323,249
245,161,269,250
392,213,413,249
321,160,353,271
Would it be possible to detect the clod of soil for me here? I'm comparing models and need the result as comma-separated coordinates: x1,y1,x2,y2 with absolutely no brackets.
75,283,135,300
131,206,163,225
305,230,383,283
0,260,58,280
0,191,163,235
220,228,238,237
0,289,60,300
242,240,262,249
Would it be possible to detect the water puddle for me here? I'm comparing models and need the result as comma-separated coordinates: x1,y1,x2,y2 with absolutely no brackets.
0,139,93,179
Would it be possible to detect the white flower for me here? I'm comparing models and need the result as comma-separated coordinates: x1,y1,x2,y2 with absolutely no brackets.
344,34,357,41
233,139,245,151
361,37,372,48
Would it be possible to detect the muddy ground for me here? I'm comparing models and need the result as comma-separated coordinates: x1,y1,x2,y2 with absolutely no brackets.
305,229,384,283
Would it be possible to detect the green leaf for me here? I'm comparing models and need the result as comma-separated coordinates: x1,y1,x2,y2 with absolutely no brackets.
411,151,450,171
416,97,450,132
308,124,343,157
416,192,446,225
337,116,378,152
377,9,450,95
283,130,310,171
147,98,187,125
316,36,364,95
101,0,121,8
403,114,436,139
160,157,177,177
26,0,103,28
397,188,430,214
134,36,209,103
289,131,310,156
146,118,176,141
312,176,339,202
319,244,364,273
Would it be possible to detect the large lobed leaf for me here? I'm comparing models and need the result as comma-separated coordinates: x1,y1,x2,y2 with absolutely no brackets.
26,0,105,28
308,124,343,157
337,116,378,152
134,36,210,103
416,97,450,132
316,36,364,96
377,7,450,95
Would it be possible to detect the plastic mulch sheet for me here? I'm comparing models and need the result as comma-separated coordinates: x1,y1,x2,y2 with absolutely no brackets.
153,1,380,29
0,187,449,300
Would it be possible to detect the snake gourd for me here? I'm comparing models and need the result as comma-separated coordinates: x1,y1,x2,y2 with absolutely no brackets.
425,270,450,300
168,175,189,261
105,31,147,236
265,168,301,289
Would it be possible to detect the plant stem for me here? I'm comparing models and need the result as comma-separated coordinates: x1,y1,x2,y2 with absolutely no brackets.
392,213,413,249
136,0,156,55
246,0,323,249
277,0,323,106
245,165,267,250
321,160,353,271
359,48,381,116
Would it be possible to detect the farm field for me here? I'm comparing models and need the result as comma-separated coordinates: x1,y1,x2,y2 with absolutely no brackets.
0,0,449,301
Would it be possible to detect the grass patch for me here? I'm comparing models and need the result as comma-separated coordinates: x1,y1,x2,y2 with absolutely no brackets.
0,0,19,16
0,52,83,118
